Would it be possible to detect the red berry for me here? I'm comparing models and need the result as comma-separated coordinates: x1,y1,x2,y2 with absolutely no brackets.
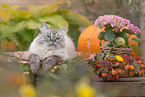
95,64,100,68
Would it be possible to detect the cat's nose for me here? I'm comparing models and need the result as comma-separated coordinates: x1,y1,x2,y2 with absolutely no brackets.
51,38,56,43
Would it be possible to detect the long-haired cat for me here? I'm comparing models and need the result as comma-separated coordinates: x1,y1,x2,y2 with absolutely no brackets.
25,22,76,74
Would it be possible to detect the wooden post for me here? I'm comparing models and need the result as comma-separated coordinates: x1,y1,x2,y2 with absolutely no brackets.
140,0,145,57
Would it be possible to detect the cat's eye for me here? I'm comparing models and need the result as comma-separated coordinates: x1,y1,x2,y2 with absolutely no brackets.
47,36,51,39
56,38,60,41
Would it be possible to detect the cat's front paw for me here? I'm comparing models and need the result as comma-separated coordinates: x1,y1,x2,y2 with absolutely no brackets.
42,63,53,71
30,63,40,74
42,58,53,71
29,54,40,74
42,56,60,71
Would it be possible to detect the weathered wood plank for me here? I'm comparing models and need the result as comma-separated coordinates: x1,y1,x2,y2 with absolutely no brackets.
0,51,27,62
118,76,145,82
1,51,85,61
92,81,145,96
93,75,145,82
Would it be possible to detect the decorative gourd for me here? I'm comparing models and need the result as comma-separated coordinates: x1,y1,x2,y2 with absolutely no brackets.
77,25,138,57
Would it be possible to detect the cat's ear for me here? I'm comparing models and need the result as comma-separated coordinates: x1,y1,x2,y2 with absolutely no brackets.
40,22,49,30
59,27,66,33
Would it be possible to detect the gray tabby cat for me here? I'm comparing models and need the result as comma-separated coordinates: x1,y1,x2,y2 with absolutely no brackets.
25,22,76,74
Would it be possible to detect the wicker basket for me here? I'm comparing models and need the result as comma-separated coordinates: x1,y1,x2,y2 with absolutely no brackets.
100,46,132,55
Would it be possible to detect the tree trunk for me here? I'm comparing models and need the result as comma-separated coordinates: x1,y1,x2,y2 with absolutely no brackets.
140,0,145,57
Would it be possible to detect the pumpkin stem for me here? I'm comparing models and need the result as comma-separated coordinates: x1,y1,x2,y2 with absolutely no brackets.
87,40,92,54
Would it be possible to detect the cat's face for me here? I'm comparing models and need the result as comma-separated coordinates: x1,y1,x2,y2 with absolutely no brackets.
37,22,66,48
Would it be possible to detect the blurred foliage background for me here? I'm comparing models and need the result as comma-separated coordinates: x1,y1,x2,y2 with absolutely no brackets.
0,1,92,51
0,0,140,51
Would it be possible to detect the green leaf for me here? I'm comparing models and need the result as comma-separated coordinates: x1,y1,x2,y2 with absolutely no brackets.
112,41,117,46
24,20,42,29
99,41,101,46
61,64,68,73
122,29,130,34
28,2,60,19
2,4,10,8
130,45,141,56
107,55,116,59
15,9,30,19
0,24,17,42
10,21,24,32
104,30,115,41
49,72,63,80
98,31,105,40
60,10,92,27
131,37,144,43
39,15,69,32
107,42,113,47
16,29,34,42
117,31,127,37
57,65,66,77
22,65,31,71
5,5,19,21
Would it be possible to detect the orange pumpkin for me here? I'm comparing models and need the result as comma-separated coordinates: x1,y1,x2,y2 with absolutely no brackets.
77,25,138,57
121,27,138,55
128,35,138,55
77,25,104,58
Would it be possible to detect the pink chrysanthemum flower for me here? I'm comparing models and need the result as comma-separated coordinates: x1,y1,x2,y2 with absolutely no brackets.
127,24,141,34
95,15,141,35
95,15,130,28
